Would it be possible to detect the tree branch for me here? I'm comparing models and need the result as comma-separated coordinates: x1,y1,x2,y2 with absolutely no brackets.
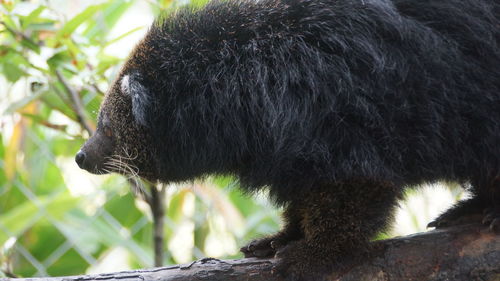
126,180,166,267
149,184,166,267
54,69,94,135
3,224,498,281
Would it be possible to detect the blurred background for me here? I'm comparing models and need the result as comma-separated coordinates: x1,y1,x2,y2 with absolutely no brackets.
0,0,467,278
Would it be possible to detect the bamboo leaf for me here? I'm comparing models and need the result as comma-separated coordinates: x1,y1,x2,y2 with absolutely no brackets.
56,4,104,41
20,37,40,53
1,62,25,81
0,132,4,159
21,5,45,29
40,87,78,122
104,26,143,47
168,189,191,222
83,1,134,40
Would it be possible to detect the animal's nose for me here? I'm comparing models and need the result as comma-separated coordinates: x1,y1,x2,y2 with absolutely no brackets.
75,150,86,168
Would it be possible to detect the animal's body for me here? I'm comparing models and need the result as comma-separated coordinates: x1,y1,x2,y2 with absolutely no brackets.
76,0,500,279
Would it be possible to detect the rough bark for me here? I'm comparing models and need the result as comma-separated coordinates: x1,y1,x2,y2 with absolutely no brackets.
2,223,499,281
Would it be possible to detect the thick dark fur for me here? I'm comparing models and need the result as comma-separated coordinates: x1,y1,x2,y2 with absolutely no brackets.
77,0,500,280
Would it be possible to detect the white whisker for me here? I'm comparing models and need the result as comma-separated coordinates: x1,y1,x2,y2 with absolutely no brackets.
103,151,146,198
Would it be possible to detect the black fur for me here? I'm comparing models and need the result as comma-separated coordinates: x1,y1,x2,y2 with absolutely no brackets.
130,0,499,201
78,0,500,279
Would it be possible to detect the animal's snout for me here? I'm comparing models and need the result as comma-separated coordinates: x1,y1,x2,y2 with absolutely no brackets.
75,150,87,169
75,131,115,174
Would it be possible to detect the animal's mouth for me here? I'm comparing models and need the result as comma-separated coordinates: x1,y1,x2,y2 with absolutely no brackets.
78,162,111,176
76,149,157,182
89,168,111,175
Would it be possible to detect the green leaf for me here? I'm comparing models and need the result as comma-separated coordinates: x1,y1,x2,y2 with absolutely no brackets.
228,188,256,217
27,161,64,196
83,1,134,41
82,90,103,119
46,248,90,276
26,21,56,31
2,17,19,31
96,54,120,75
46,50,78,73
40,87,78,121
50,137,84,156
2,21,41,53
55,211,103,255
190,0,211,9
44,192,81,218
1,62,25,82
20,37,40,53
21,5,45,29
18,220,66,263
0,51,31,68
104,193,143,228
0,132,4,158
213,176,236,189
56,4,104,41
168,189,191,222
104,26,143,47
46,50,71,69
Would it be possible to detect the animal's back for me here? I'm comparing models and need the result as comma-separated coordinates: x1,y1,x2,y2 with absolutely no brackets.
234,0,500,199
390,0,500,181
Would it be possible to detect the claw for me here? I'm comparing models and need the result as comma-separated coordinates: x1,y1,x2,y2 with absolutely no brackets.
483,207,494,215
241,237,279,258
490,218,500,234
482,207,500,234
270,240,277,249
427,221,437,228
482,213,494,225
427,218,449,228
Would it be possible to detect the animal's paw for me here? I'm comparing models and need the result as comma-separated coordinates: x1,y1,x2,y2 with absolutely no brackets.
428,203,500,233
272,240,335,281
427,212,483,228
240,235,287,258
427,200,483,228
483,207,500,234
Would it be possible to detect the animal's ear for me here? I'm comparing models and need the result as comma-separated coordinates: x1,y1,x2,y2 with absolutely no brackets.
120,73,152,127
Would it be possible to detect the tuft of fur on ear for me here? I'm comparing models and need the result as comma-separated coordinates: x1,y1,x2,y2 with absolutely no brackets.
120,73,152,127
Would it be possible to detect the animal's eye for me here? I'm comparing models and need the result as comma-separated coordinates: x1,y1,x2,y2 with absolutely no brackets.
104,126,113,137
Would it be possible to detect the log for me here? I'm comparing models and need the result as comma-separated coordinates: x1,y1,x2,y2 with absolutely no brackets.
2,223,499,281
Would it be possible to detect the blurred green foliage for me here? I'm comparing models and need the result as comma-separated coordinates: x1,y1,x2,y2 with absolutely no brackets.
0,0,280,277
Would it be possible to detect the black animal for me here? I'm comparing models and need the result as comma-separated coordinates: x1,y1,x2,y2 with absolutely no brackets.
76,0,500,279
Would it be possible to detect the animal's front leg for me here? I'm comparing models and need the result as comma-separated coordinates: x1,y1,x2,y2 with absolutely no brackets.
273,180,401,281
241,204,303,258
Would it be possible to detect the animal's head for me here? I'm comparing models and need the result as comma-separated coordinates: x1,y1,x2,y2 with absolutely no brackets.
76,8,246,183
75,58,158,181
